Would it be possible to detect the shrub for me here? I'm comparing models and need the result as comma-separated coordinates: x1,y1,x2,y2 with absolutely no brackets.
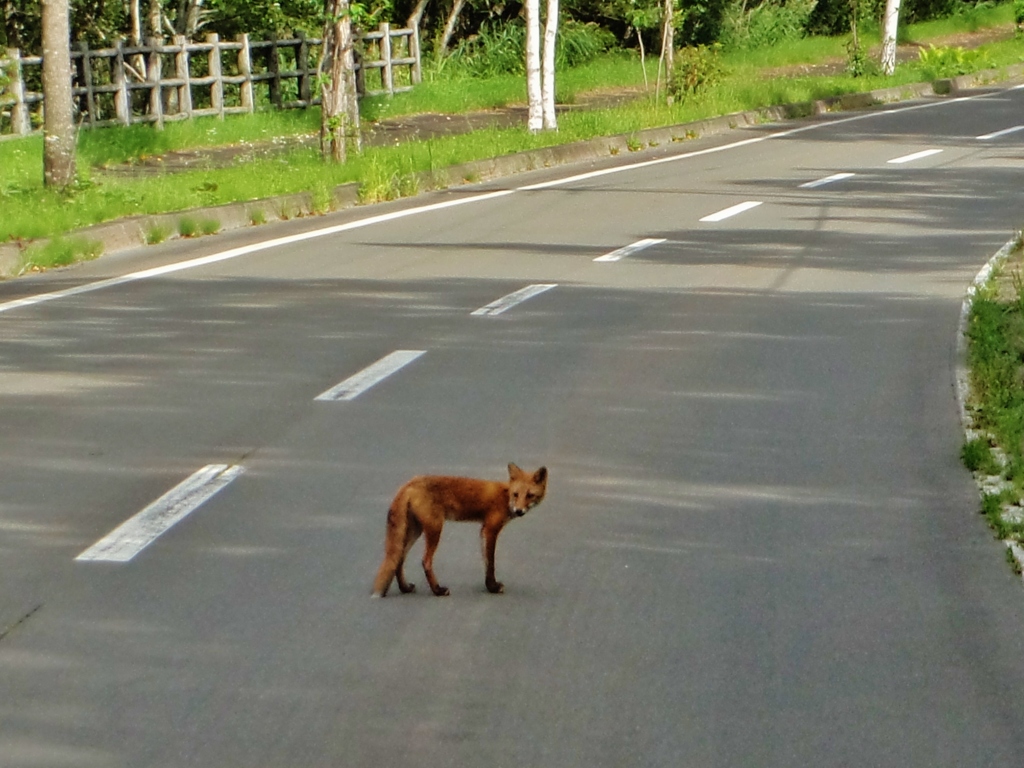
440,19,615,78
720,0,817,51
918,44,990,79
1015,0,1024,31
668,44,725,100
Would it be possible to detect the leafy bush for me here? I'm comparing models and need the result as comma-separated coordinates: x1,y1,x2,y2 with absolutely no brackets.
668,44,725,99
1015,0,1024,30
720,0,817,51
441,19,615,78
918,44,990,78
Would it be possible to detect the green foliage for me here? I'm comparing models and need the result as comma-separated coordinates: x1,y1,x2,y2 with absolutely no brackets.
962,436,1001,474
440,19,614,78
21,236,102,272
720,0,816,52
846,38,880,77
145,224,171,244
1015,0,1024,30
668,44,725,98
177,216,199,237
917,43,990,78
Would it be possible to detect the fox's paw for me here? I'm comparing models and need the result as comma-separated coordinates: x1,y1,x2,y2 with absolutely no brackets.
398,582,416,594
486,581,505,594
432,585,451,597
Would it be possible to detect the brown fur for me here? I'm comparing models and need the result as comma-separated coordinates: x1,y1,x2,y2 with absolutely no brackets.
371,463,548,597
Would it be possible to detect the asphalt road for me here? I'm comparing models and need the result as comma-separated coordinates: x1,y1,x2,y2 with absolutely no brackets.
2,84,1024,767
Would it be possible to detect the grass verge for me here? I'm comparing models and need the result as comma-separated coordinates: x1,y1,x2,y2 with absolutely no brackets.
962,231,1024,572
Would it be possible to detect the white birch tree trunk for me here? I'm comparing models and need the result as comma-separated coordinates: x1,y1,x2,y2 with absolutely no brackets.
41,0,75,188
525,0,542,132
541,0,558,130
881,0,902,75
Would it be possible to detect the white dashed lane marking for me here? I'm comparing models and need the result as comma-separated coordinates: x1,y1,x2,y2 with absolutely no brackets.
799,172,855,189
76,464,244,563
471,284,557,316
593,238,666,263
315,350,426,402
887,149,943,164
700,201,763,223
977,125,1024,141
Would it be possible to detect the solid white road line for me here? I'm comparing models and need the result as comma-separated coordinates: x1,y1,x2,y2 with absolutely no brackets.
471,284,557,316
315,350,426,401
700,201,763,223
887,149,943,164
593,238,666,263
0,191,516,317
976,125,1024,141
799,172,855,189
76,464,244,563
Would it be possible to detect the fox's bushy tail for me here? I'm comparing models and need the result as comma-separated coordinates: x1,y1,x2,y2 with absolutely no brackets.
371,490,413,597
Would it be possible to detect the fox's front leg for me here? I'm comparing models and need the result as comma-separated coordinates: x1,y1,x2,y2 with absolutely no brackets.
481,523,505,594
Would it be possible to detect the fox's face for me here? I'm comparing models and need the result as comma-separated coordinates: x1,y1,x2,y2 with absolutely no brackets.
507,463,548,517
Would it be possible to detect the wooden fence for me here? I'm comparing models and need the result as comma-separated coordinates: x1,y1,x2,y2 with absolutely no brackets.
0,24,420,136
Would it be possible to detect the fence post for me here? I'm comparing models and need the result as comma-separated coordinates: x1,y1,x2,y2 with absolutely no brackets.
411,23,422,86
206,33,224,119
173,35,192,118
113,40,130,126
77,40,97,126
146,37,164,128
354,47,365,97
268,35,281,108
4,48,31,135
380,23,393,96
237,33,254,113
297,31,312,106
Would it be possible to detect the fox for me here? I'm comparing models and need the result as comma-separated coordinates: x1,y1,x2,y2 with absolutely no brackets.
371,463,548,597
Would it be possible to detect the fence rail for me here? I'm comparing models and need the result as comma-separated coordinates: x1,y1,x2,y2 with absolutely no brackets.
0,23,420,136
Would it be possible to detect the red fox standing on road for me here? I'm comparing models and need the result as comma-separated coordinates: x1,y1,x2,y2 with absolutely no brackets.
371,463,548,597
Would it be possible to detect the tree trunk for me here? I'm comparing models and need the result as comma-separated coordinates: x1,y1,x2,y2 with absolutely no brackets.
525,0,542,132
147,0,162,37
541,0,558,130
437,0,466,60
881,0,901,75
41,0,75,188
657,0,674,100
407,0,430,34
129,0,142,45
318,0,360,162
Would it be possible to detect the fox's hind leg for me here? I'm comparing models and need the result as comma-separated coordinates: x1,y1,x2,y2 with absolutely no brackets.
421,522,450,596
395,517,421,594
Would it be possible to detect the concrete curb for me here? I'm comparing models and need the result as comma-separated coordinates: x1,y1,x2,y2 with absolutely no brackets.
3,62,1023,278
957,235,1024,582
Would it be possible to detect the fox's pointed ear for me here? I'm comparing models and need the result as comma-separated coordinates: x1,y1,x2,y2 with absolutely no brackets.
534,466,548,484
508,462,522,478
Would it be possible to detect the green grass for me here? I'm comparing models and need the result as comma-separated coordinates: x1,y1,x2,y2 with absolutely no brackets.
2,14,1023,247
19,236,102,272
963,248,1024,550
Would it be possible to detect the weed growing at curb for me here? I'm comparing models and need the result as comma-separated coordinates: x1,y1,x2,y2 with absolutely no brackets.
145,224,171,245
20,237,102,273
178,217,199,238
